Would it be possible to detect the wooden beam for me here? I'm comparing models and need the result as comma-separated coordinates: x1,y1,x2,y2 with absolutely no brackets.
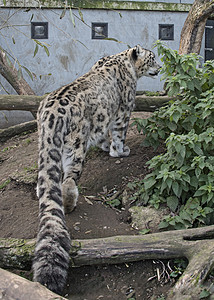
0,94,171,112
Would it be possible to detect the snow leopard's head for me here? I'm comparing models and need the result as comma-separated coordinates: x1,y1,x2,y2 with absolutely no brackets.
132,45,161,78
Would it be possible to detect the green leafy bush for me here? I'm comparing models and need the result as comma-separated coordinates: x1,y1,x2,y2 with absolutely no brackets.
132,41,214,230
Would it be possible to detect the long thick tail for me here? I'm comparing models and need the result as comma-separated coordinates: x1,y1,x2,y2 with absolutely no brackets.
33,196,71,294
33,114,71,294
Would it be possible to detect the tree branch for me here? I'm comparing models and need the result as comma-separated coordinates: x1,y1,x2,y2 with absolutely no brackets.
179,0,214,54
0,51,35,96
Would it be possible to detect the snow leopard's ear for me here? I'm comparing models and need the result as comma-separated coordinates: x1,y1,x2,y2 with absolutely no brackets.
132,45,142,61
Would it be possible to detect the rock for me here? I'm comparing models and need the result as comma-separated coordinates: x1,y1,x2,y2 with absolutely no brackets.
115,160,121,164
129,206,169,232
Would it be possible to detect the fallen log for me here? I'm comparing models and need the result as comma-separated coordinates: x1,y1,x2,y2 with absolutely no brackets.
0,94,172,142
0,120,37,143
0,268,68,300
0,94,172,113
0,94,43,112
135,95,171,112
1,225,214,299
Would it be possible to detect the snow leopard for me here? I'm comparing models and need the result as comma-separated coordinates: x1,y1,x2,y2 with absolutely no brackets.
33,45,160,294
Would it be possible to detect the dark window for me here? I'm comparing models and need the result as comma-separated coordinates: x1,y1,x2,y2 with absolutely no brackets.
92,23,108,40
205,19,214,61
159,24,174,40
31,22,48,39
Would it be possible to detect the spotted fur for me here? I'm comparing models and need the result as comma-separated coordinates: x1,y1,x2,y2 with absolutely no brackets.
33,45,160,294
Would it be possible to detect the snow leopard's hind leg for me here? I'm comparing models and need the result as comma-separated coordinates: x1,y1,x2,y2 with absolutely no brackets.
110,112,132,157
62,141,86,214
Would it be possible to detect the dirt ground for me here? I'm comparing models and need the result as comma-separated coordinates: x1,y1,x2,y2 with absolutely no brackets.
0,112,174,300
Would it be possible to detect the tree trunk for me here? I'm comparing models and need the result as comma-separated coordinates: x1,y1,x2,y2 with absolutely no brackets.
0,51,35,96
179,0,214,54
1,225,214,299
0,50,37,118
0,268,68,300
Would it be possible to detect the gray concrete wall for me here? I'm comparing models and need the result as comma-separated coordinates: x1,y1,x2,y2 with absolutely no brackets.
1,7,199,95
0,1,204,127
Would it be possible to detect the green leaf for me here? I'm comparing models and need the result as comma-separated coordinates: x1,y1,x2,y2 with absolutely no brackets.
186,197,200,209
158,220,169,229
43,45,50,57
167,196,179,212
144,177,156,190
180,210,192,222
139,228,151,235
209,73,214,86
104,37,122,43
33,44,39,57
30,14,34,22
168,122,177,131
193,189,206,197
195,168,201,178
22,66,34,81
0,179,11,189
169,84,180,96
160,180,167,193
204,207,214,214
172,181,180,197
172,111,181,123
176,153,184,168
199,289,210,299
69,8,76,27
5,54,12,68
193,78,202,91
193,144,203,156
183,174,190,184
166,177,172,189
187,80,195,91
34,39,43,46
180,144,186,158
107,198,121,207
60,7,66,19
78,8,84,22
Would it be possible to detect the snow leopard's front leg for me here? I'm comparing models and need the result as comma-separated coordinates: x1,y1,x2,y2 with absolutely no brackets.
110,113,131,158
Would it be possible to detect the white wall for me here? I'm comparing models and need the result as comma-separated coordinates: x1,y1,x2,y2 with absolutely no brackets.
1,8,199,94
0,5,205,127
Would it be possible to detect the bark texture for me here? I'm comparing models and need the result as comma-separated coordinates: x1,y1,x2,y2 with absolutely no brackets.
0,94,43,111
0,120,37,142
179,0,214,54
0,51,35,96
0,268,68,300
